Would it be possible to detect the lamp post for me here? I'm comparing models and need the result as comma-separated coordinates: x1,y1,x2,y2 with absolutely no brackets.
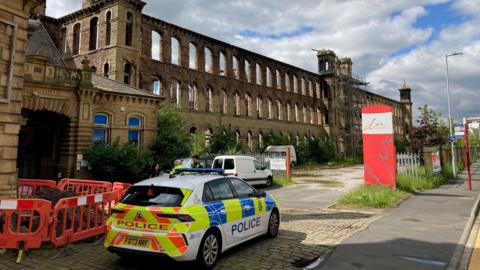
445,52,462,177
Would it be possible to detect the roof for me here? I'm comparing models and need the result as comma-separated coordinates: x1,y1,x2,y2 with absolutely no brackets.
134,174,225,190
92,74,162,99
26,19,65,66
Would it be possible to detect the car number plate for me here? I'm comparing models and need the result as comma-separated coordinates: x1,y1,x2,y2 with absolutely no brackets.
123,236,151,248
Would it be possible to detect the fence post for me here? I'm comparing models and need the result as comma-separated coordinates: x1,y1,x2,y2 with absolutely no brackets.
286,147,291,181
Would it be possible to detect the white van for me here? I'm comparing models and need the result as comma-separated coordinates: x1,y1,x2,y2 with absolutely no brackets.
212,156,273,187
264,145,297,166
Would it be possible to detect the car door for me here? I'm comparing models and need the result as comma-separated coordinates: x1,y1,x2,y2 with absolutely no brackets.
203,179,242,247
228,178,265,240
253,159,267,182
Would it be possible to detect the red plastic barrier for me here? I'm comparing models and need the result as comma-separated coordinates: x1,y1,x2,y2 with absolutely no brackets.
112,182,132,202
58,179,112,195
50,192,114,248
17,179,57,198
0,199,52,250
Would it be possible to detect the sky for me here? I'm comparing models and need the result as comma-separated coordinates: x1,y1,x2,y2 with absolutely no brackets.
46,0,480,123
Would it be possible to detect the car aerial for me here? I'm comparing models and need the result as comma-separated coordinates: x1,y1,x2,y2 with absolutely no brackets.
104,168,280,269
212,156,274,187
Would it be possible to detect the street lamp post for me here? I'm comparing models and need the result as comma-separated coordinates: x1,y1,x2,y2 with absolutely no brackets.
445,52,462,177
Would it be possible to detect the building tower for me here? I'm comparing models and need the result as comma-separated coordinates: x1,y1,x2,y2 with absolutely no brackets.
399,82,413,139
317,49,337,75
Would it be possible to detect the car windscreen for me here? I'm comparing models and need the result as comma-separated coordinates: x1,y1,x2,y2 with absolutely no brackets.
121,186,185,207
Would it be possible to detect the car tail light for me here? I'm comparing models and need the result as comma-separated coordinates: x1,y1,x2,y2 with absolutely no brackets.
111,208,125,214
156,213,195,222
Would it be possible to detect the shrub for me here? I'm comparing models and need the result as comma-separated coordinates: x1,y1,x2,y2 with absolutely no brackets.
86,138,153,183
339,185,408,208
297,138,334,164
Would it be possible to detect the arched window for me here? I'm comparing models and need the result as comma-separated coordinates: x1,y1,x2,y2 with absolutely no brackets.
152,78,162,96
206,87,213,112
245,60,251,82
316,82,321,98
189,127,197,134
189,42,197,70
151,31,161,61
287,103,291,122
310,107,314,124
93,114,109,145
267,99,273,119
317,108,322,125
235,130,241,144
125,12,133,46
245,93,252,117
266,67,272,87
277,100,282,120
73,23,81,55
259,132,264,149
276,69,281,89
309,80,314,97
293,75,298,93
233,56,239,79
295,104,299,122
188,84,198,110
219,52,226,76
220,89,227,114
205,47,213,73
171,37,180,65
205,128,213,147
247,131,253,151
256,96,263,118
303,105,307,123
301,78,306,95
170,80,181,106
89,18,99,50
103,62,109,78
124,63,132,84
256,63,262,85
295,134,300,146
285,73,290,92
234,92,240,116
105,11,111,46
128,116,142,146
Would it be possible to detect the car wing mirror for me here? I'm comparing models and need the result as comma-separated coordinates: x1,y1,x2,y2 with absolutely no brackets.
256,190,267,197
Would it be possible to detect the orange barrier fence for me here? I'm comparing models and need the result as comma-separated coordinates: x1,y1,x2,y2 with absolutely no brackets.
50,192,114,248
0,199,52,250
58,179,112,195
17,179,57,198
112,182,132,202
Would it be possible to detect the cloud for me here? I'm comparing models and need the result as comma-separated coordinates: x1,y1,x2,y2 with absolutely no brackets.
46,0,480,122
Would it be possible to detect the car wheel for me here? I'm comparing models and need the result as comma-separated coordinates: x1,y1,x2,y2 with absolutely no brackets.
266,176,273,187
267,209,280,238
196,230,220,269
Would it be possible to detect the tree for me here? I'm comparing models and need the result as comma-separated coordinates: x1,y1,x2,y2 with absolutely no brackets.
260,133,291,152
208,126,236,154
151,105,191,169
191,132,207,156
86,138,153,183
410,105,449,154
297,138,334,164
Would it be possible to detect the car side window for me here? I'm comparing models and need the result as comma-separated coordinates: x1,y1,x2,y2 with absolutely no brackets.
230,178,256,198
213,159,223,169
202,184,214,202
224,159,234,170
206,179,234,201
253,160,262,170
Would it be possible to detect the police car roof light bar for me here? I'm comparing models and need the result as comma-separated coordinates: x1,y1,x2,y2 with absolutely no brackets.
172,168,226,175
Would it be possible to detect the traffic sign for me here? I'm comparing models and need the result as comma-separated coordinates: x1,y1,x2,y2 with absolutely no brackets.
448,135,463,142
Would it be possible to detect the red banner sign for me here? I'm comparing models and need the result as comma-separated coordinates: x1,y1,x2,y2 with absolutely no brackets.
362,105,396,189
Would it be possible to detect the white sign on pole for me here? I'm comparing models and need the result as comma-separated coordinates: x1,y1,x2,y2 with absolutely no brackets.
432,151,441,174
270,158,286,170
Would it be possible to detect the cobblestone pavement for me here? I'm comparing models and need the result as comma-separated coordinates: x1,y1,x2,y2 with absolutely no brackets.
0,208,380,270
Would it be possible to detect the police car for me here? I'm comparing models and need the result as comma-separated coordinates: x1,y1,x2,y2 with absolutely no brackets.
104,169,280,269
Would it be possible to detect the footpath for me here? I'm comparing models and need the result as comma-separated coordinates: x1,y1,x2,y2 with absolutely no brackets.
319,162,480,270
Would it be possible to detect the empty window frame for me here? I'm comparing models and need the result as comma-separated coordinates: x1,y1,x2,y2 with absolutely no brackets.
266,67,272,87
171,37,181,65
151,31,161,61
73,23,81,55
125,12,133,46
276,69,281,89
256,63,262,85
219,52,227,76
245,60,251,82
89,17,98,50
205,47,213,73
233,56,239,79
105,11,111,46
189,42,197,70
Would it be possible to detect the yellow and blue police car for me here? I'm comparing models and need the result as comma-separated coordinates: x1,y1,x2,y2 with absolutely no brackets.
104,169,280,269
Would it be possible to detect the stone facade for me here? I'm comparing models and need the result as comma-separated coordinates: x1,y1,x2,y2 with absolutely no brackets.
0,0,46,197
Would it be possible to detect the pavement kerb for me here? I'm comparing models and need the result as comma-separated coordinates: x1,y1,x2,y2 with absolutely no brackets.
447,193,480,270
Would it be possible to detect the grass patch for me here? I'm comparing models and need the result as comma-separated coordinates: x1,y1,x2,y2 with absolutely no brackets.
339,185,408,208
273,176,294,186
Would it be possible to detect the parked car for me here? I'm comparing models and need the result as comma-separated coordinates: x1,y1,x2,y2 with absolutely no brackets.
212,156,273,187
264,145,297,167
105,170,280,269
